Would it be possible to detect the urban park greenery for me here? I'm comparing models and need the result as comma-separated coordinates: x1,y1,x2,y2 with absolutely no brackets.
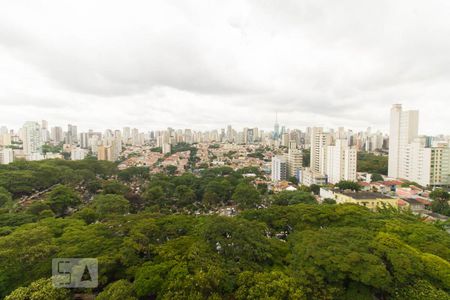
0,159,448,299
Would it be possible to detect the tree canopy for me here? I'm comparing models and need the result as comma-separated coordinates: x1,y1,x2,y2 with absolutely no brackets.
0,159,448,299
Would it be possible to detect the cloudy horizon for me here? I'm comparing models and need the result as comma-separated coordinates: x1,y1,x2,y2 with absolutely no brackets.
1,0,450,134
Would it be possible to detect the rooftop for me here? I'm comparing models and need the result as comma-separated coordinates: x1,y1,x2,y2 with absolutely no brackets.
339,191,394,200
403,198,424,205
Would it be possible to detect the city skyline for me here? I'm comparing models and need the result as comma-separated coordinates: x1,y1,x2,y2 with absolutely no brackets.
1,1,450,134
0,103,447,136
1,117,391,134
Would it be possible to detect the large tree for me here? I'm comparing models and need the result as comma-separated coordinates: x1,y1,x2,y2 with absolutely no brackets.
430,189,450,216
46,184,80,216
232,183,261,209
335,180,361,192
92,194,130,218
273,190,316,206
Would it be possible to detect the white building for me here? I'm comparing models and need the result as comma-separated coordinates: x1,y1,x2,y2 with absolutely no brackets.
388,104,450,187
310,127,331,175
300,167,328,186
402,138,450,187
71,148,88,160
402,137,430,186
22,121,43,156
162,143,172,154
27,152,45,161
0,148,14,164
0,132,11,147
271,155,287,182
309,127,356,184
326,139,357,184
388,104,419,178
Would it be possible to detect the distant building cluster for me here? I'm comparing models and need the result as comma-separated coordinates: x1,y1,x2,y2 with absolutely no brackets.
0,104,449,191
0,117,387,166
271,126,363,186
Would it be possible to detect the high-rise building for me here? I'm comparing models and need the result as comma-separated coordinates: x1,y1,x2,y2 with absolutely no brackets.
123,127,131,144
97,140,119,162
388,104,419,178
310,127,331,174
22,121,42,155
66,124,78,144
79,132,89,149
387,104,449,187
326,139,357,184
288,140,297,150
184,129,193,144
226,125,232,142
281,133,289,147
246,128,255,144
97,145,107,161
287,149,303,179
162,143,171,154
131,128,140,146
51,126,63,145
71,148,88,160
273,113,280,140
271,155,287,182
40,120,50,143
0,148,14,164
429,143,450,187
402,138,450,187
0,131,11,146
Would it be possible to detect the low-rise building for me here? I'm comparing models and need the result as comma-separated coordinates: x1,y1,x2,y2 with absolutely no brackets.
334,191,399,210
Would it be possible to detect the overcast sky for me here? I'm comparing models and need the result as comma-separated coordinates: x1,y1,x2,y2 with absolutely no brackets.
0,0,449,134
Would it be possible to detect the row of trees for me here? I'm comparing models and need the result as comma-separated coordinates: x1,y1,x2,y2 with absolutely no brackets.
1,203,448,299
0,159,449,299
0,158,117,197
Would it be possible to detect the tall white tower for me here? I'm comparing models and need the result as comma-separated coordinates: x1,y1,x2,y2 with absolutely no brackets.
388,104,419,178
326,139,357,184
310,127,331,174
22,121,42,155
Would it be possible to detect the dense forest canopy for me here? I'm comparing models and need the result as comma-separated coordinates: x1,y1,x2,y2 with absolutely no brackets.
0,159,449,299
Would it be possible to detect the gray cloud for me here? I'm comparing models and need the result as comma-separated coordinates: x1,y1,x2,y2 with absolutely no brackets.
0,0,449,134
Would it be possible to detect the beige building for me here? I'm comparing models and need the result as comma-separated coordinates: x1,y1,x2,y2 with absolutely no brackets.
334,191,399,211
97,140,120,162
287,149,302,178
429,144,450,186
